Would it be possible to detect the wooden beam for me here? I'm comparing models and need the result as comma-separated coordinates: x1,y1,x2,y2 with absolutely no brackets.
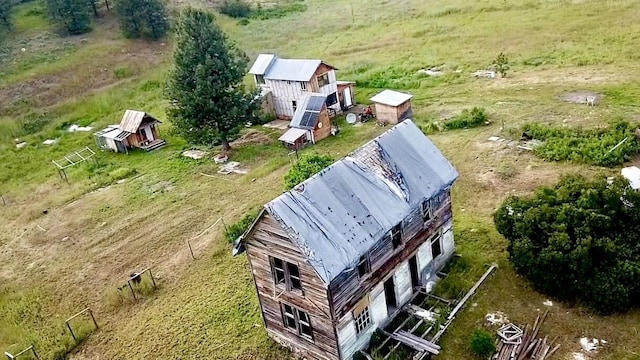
447,264,497,321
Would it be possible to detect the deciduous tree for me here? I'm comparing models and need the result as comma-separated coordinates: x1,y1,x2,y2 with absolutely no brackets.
284,153,334,189
165,9,257,150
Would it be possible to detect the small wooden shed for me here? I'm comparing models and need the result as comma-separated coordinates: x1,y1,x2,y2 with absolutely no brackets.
94,110,166,153
370,90,414,125
278,93,332,149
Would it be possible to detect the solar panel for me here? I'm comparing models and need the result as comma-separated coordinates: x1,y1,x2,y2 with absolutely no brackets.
300,111,319,128
307,96,325,111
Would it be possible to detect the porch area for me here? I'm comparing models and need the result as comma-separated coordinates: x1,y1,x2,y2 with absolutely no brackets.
140,139,167,151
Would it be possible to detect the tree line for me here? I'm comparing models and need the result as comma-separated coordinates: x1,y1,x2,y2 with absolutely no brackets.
0,0,168,39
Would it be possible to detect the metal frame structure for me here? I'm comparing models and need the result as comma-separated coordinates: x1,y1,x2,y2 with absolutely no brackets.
4,345,40,360
51,146,98,182
125,268,157,301
64,308,98,342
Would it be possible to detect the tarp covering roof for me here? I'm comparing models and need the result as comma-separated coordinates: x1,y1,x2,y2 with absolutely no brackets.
290,93,327,130
248,54,276,75
119,110,159,134
370,89,414,107
249,54,335,82
265,120,458,283
278,128,308,144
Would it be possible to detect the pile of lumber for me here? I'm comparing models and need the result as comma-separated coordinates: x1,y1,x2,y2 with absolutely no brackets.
493,310,561,360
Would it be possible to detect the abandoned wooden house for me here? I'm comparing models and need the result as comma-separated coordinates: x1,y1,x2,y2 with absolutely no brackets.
94,110,166,153
370,90,414,125
278,93,332,149
249,54,349,120
234,120,459,360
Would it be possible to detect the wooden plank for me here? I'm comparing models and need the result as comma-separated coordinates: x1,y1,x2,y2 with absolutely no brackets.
447,264,497,320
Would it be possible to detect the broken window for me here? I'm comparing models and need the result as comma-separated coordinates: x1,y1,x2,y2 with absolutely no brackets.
317,73,330,87
391,223,402,249
357,254,370,278
354,305,372,334
270,257,302,291
431,232,442,258
422,199,432,222
281,303,313,340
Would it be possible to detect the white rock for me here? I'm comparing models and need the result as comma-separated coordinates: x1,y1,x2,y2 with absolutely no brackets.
543,300,553,306
42,139,57,145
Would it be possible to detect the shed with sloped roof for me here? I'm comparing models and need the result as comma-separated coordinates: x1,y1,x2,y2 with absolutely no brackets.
370,90,414,125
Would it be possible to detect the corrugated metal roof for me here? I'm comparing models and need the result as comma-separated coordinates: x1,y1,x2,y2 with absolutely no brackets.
118,110,159,133
370,89,414,107
264,59,322,81
102,128,130,141
248,54,276,75
278,128,308,143
290,93,327,129
265,120,459,283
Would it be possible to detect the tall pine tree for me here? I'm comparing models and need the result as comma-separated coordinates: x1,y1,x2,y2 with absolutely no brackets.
115,0,168,40
0,0,14,30
165,9,257,150
46,0,91,34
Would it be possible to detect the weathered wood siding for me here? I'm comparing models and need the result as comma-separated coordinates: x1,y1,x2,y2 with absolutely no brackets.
311,66,340,111
246,214,339,360
374,103,398,125
396,101,412,123
329,190,454,319
313,107,332,143
336,283,387,360
266,79,310,119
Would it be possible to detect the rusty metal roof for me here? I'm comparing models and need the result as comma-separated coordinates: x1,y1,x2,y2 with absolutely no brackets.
118,110,159,134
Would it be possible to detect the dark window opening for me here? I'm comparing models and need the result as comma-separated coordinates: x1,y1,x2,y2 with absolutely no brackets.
325,92,338,106
300,82,307,91
431,233,442,258
391,223,402,249
281,303,313,340
255,75,265,85
357,255,370,278
422,199,432,222
270,257,302,291
292,100,297,112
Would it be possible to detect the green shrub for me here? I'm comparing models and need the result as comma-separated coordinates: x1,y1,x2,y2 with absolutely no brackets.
284,153,334,190
494,174,640,314
523,121,640,167
494,52,509,77
113,66,133,79
444,107,488,130
470,329,496,358
21,114,50,134
225,211,258,243
219,0,252,18
251,2,306,20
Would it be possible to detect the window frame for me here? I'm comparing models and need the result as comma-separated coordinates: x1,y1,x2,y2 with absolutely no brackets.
357,254,370,278
430,232,442,258
354,305,372,334
422,199,432,222
317,73,330,87
270,256,303,292
255,75,265,85
391,223,403,249
300,81,307,91
281,302,314,341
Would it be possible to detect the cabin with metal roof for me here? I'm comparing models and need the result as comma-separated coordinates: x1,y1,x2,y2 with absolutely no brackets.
278,93,333,148
234,120,459,360
94,110,165,153
370,90,414,125
249,54,346,120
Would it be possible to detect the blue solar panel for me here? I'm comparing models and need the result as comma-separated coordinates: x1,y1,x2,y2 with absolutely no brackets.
307,96,325,112
300,111,319,128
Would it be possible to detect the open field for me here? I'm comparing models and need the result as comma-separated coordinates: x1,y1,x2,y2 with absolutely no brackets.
1,0,640,359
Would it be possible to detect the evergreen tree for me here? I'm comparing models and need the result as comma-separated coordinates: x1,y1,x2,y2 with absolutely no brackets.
115,0,168,40
46,0,91,34
165,9,257,150
0,0,14,30
87,0,98,16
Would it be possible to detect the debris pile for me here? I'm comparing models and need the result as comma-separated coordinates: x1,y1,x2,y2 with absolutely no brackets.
67,124,93,132
493,310,560,360
182,150,208,159
218,161,247,175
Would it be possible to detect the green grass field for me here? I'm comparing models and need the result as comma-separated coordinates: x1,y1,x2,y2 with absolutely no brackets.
1,0,640,359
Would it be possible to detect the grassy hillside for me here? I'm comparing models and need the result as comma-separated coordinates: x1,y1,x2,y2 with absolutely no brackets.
1,0,640,359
